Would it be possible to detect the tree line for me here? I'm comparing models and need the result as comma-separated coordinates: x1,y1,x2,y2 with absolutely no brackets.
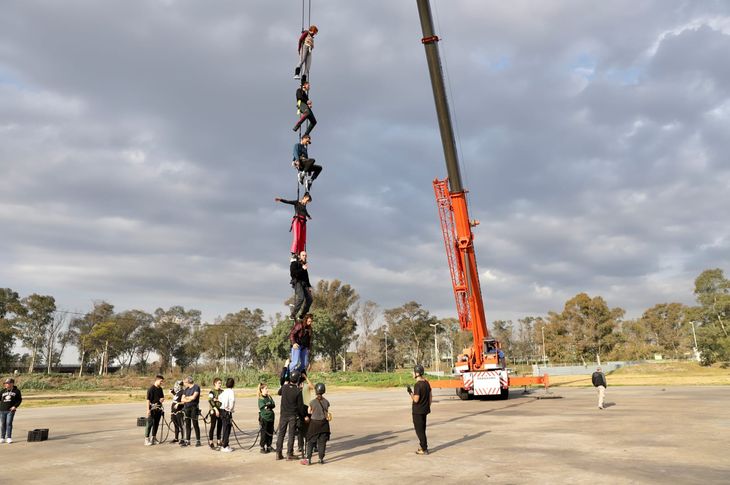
1,268,727,374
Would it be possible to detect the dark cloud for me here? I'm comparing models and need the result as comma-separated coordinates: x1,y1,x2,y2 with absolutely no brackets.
1,0,728,326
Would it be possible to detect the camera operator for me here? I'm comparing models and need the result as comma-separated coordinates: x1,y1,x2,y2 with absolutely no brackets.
144,375,165,446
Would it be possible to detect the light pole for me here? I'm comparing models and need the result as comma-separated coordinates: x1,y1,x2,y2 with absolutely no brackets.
689,321,700,362
384,329,389,373
541,325,547,367
224,333,228,373
430,322,440,373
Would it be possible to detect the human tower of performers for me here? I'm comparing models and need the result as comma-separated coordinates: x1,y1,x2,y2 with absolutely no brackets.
141,26,330,466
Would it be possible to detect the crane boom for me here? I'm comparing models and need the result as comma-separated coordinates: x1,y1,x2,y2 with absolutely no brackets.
417,0,489,370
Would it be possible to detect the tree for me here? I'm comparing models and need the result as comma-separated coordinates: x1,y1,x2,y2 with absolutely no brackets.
310,280,359,371
18,294,56,373
638,303,691,359
490,319,514,357
255,314,293,367
42,312,69,373
152,306,199,373
204,308,264,371
0,289,24,372
67,301,114,377
693,269,730,364
384,301,437,367
547,293,624,365
114,310,154,371
355,301,380,372
440,317,471,369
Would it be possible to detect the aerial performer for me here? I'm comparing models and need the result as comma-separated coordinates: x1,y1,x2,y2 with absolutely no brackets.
294,25,318,82
293,81,317,136
275,193,312,257
292,134,322,191
289,251,313,321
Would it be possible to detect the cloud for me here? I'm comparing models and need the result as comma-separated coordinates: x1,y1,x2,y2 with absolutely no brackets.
1,0,728,335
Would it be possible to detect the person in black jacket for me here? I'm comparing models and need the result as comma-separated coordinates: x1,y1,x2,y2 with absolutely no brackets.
289,251,313,320
592,367,607,410
1,378,22,444
275,370,305,461
293,82,317,136
276,194,312,258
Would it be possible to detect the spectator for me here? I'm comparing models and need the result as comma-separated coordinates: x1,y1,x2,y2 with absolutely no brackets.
218,378,236,453
257,383,275,454
275,370,305,460
207,378,223,449
1,378,22,444
180,376,201,447
592,367,607,410
408,364,432,455
169,380,185,443
301,382,330,466
144,375,165,446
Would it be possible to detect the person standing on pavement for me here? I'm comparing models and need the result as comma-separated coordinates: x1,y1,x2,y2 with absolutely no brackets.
180,376,201,447
257,383,275,454
592,367,607,410
1,378,22,444
169,380,185,443
144,375,165,446
407,364,432,455
275,370,305,461
218,378,236,453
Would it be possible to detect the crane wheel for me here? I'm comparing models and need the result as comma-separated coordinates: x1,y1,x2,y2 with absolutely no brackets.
456,388,471,400
499,388,509,400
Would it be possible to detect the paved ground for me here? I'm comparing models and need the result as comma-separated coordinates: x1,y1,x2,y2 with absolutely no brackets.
2,386,729,484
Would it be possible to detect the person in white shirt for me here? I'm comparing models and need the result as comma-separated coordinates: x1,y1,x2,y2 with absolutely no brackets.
218,378,236,452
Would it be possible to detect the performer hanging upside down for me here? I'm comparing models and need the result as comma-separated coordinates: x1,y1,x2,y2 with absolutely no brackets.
292,134,322,191
293,81,317,137
275,193,312,256
294,25,318,82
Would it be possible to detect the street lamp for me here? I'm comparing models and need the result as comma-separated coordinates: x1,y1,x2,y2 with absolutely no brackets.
224,333,228,373
430,322,441,373
689,321,700,362
384,329,389,373
541,325,547,367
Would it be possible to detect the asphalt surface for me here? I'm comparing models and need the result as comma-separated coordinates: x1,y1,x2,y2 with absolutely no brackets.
2,386,729,484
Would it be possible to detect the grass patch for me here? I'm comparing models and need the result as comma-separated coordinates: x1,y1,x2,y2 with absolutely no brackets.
550,361,730,387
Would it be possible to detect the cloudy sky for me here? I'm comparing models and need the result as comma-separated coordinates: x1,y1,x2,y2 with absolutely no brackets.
1,0,728,328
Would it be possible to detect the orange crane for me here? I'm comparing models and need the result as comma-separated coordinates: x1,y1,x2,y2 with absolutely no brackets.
416,0,548,399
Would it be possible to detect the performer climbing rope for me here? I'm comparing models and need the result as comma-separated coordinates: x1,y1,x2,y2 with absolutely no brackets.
292,134,322,191
294,25,318,83
275,193,312,257
293,81,317,136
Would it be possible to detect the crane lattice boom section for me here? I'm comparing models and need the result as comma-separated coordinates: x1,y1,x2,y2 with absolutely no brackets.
433,178,471,331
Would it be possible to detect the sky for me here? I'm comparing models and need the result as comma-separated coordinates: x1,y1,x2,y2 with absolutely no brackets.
1,0,729,330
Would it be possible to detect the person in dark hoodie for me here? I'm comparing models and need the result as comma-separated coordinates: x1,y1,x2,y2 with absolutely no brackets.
1,378,22,444
289,251,313,321
275,370,305,461
276,194,313,258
